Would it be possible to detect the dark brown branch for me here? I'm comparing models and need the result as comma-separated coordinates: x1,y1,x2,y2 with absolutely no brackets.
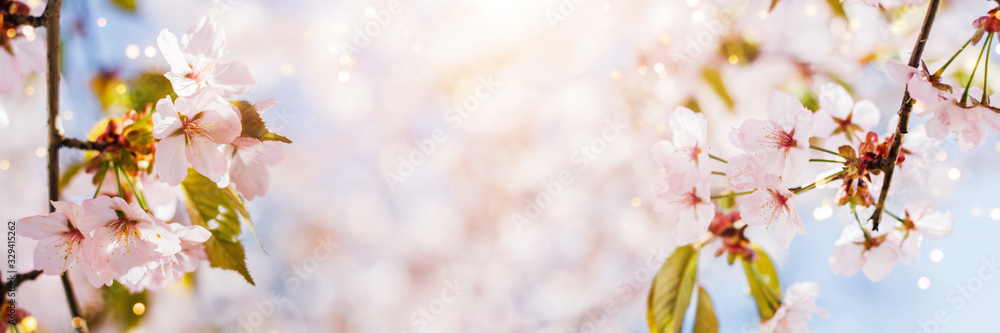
61,137,112,151
1,12,44,28
871,0,942,231
38,0,86,331
3,270,42,291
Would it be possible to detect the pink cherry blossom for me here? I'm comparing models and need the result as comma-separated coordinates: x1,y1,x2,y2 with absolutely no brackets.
122,223,211,293
828,224,903,282
924,96,988,153
813,83,880,147
652,106,710,187
226,138,285,200
738,175,805,249
77,196,182,286
732,90,812,182
152,87,241,185
726,153,767,191
885,61,947,111
653,173,714,244
898,205,954,264
983,92,1000,133
16,201,110,287
157,17,255,98
760,282,827,333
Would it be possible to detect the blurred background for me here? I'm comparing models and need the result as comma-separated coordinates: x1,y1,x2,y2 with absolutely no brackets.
1,0,999,332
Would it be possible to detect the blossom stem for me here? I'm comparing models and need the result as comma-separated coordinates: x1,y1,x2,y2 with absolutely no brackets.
808,159,844,164
983,35,993,104
852,206,872,242
884,210,906,223
92,171,106,199
119,163,150,211
932,35,975,80
791,170,843,195
711,171,726,176
960,32,990,106
113,162,126,200
709,154,728,164
872,0,941,232
710,190,754,200
809,145,846,158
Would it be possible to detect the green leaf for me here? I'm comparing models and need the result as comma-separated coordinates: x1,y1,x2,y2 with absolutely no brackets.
693,286,719,333
232,101,293,143
204,234,254,285
179,169,257,285
59,160,84,191
127,72,175,111
647,245,699,333
109,0,136,12
742,245,782,321
701,68,733,109
97,282,148,330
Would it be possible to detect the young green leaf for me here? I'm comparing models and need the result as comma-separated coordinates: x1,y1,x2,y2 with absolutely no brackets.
180,169,258,285
693,286,719,333
647,245,699,333
742,245,782,320
97,282,148,330
701,68,734,109
232,101,293,143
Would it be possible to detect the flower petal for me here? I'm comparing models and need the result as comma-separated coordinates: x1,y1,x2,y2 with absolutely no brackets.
154,135,189,186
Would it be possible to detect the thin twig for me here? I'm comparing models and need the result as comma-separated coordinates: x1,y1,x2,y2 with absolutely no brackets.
3,270,43,292
871,0,942,231
1,12,44,28
60,137,112,151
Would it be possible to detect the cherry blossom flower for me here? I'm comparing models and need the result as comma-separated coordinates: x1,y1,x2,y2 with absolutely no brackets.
732,90,813,182
152,87,241,185
924,93,989,152
898,205,954,263
726,153,767,191
813,83,880,147
77,196,182,285
760,282,827,333
653,173,714,244
157,17,255,98
982,92,1000,133
828,224,903,282
122,223,211,293
226,138,285,200
224,98,285,200
651,106,709,188
885,61,948,111
16,201,110,287
739,175,806,249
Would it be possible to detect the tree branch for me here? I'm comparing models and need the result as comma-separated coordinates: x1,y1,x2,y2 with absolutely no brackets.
1,12,44,28
38,0,86,331
870,0,941,231
61,137,112,151
3,270,42,291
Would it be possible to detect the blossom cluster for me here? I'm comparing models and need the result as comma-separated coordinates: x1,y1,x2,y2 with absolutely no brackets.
15,17,289,293
652,81,966,275
19,197,209,292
